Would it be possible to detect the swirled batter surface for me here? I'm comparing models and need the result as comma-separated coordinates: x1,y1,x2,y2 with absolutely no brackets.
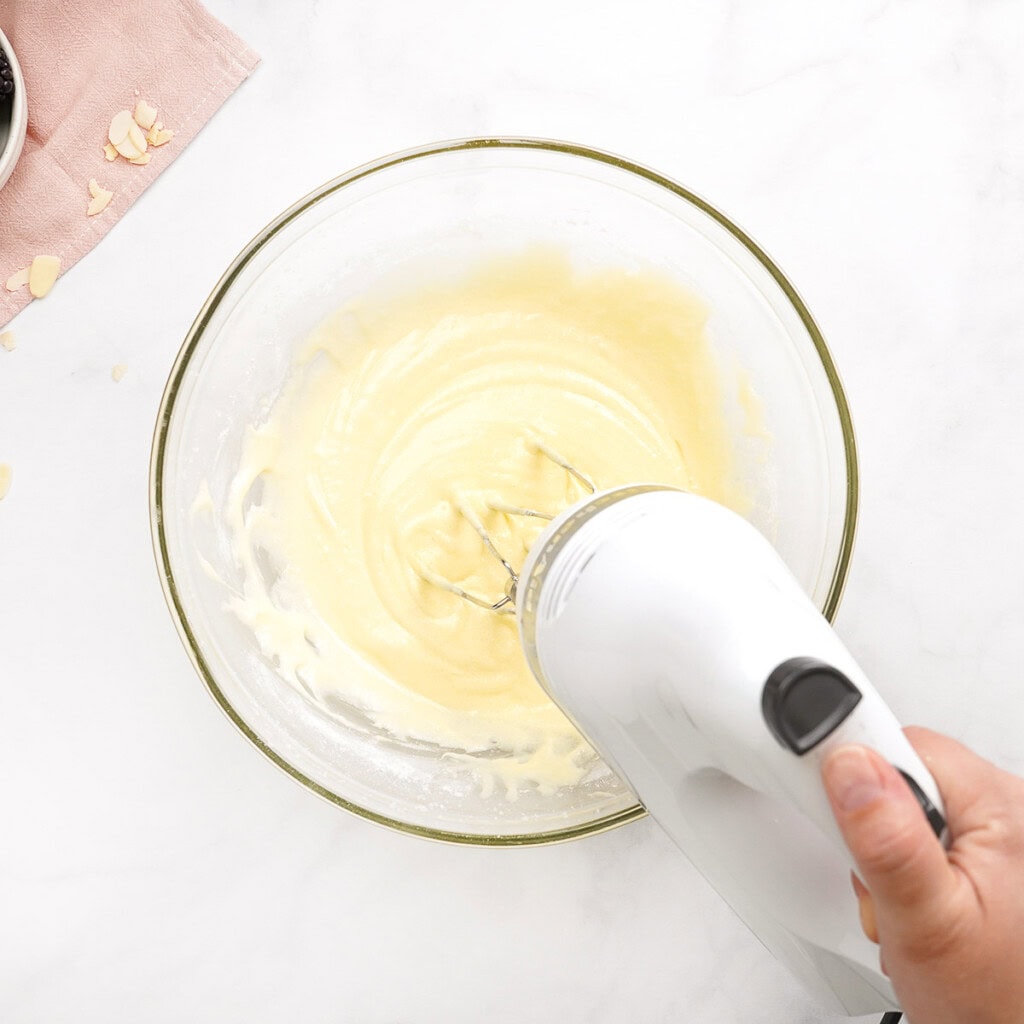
226,250,745,795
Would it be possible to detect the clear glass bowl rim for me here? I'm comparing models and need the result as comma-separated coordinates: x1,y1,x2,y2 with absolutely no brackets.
149,136,859,847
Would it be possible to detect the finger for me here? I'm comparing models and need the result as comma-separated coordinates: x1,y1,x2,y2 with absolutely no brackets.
857,888,878,944
850,872,879,943
850,872,869,900
822,745,955,920
904,726,1015,835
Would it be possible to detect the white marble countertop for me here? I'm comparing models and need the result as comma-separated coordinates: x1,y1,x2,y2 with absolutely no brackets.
2,1,1023,1021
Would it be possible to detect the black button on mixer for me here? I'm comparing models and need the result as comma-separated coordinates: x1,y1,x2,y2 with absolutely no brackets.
761,657,862,755
897,768,948,839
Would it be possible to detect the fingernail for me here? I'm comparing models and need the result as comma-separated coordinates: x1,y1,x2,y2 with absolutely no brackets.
824,746,886,812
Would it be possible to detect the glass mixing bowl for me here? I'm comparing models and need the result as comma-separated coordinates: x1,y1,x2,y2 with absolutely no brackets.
150,138,858,845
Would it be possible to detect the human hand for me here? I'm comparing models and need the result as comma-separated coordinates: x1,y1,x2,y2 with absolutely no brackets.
821,727,1024,1024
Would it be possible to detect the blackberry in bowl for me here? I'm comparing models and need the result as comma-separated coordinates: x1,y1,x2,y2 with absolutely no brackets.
0,45,16,99
0,28,28,192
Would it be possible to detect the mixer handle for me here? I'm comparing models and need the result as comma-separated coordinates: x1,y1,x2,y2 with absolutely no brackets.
762,657,948,841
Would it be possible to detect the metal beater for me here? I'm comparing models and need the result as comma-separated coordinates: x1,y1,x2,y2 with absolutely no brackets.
418,440,595,613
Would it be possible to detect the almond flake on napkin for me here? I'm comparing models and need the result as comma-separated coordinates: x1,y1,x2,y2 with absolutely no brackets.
0,0,260,329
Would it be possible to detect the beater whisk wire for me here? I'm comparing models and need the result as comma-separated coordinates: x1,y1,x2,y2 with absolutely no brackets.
532,440,596,494
486,502,554,521
418,565,515,613
418,441,594,613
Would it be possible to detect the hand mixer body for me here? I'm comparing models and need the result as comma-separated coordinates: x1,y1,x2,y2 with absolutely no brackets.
517,486,947,1016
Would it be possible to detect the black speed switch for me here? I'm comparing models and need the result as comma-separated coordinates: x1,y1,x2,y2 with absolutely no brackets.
762,657,862,755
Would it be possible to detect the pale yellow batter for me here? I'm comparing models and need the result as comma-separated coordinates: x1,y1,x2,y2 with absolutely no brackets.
226,249,745,796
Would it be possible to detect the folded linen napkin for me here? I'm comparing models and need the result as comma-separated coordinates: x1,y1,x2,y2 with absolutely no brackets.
0,0,259,328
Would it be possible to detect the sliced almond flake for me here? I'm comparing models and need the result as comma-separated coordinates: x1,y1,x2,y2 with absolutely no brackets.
129,152,151,166
5,267,30,292
0,331,16,352
87,179,114,216
28,255,61,299
112,364,128,383
0,464,12,501
114,136,143,160
127,122,147,153
114,134,141,159
103,143,118,161
148,128,174,147
108,109,135,146
87,194,112,216
133,100,158,131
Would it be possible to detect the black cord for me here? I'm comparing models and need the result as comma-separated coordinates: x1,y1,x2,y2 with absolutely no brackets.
880,1013,902,1023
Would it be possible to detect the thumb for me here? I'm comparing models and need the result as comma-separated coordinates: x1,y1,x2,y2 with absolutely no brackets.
822,745,954,926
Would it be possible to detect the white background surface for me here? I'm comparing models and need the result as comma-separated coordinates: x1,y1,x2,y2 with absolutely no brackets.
2,1,1023,1021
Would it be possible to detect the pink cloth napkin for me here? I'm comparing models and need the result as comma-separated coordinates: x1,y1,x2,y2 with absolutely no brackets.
0,0,259,328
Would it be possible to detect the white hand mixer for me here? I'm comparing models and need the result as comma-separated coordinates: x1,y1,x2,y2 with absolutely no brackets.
432,462,948,1017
